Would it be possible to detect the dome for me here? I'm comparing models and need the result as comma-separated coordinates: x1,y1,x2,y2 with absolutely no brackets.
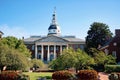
48,24,57,30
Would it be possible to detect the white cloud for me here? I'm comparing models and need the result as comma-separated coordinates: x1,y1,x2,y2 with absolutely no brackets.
0,24,30,39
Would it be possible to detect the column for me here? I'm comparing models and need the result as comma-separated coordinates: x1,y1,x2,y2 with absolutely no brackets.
41,45,43,61
54,45,56,59
60,45,62,54
35,45,37,58
47,45,50,61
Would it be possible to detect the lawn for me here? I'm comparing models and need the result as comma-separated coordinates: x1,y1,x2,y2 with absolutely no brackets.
23,72,53,80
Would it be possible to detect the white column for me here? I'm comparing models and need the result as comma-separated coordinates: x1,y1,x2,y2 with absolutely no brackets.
47,45,50,61
54,45,56,59
35,45,37,58
60,45,62,54
41,45,43,61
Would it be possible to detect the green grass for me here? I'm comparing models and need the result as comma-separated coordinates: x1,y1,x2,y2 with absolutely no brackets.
23,72,53,80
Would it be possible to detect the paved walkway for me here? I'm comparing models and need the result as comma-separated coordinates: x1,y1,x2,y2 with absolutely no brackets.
98,72,109,80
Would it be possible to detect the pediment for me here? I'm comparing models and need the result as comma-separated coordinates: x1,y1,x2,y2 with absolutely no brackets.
36,35,68,43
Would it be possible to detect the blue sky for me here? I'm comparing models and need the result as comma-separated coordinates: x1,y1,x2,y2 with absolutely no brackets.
0,0,120,39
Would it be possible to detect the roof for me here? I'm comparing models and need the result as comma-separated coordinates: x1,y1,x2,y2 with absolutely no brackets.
24,35,85,43
24,37,41,42
48,24,57,30
63,37,85,42
99,38,114,50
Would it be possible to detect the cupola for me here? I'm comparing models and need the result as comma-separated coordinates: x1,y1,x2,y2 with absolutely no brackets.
48,8,61,36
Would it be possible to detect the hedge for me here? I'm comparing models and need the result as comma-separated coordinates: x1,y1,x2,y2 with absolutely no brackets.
52,70,74,80
105,65,120,73
0,71,30,80
76,70,98,80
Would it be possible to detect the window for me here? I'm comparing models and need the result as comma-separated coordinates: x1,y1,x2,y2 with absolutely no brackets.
75,44,78,49
56,46,59,51
112,51,116,57
50,47,54,50
38,46,41,50
104,49,109,55
32,45,35,50
80,45,84,50
45,47,48,50
53,30,55,32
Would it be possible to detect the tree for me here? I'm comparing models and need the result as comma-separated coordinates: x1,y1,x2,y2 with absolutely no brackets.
86,22,113,52
75,49,94,71
49,48,94,71
31,59,44,70
49,48,76,70
90,48,116,71
0,44,29,71
0,36,31,71
0,36,31,58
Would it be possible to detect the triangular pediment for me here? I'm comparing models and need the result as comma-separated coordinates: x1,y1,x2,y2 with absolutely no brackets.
36,35,68,43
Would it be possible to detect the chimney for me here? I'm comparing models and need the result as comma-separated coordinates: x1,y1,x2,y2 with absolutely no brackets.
115,29,120,37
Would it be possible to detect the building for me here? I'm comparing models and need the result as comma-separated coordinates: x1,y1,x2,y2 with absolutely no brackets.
24,10,85,62
100,29,120,62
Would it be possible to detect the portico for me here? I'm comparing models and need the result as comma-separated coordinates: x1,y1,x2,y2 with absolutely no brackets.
35,42,67,62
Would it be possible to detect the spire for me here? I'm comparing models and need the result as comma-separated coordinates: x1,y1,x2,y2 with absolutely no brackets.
52,7,57,25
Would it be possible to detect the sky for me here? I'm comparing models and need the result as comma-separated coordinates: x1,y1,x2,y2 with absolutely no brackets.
0,0,120,39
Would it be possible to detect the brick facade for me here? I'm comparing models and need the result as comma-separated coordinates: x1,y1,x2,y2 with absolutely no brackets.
100,29,120,62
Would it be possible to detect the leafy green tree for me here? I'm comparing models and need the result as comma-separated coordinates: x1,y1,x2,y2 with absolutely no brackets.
90,48,116,71
49,48,94,71
0,44,29,71
86,22,113,53
75,49,94,71
91,48,116,65
31,59,44,70
1,36,31,58
49,48,76,70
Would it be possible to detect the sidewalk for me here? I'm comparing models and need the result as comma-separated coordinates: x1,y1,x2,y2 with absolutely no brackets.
98,72,109,80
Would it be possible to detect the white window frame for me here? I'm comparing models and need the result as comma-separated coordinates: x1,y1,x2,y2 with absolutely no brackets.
112,51,117,57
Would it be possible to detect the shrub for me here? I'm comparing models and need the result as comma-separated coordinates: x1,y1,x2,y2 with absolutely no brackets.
52,70,74,80
109,73,120,80
105,65,120,73
76,70,98,80
0,71,30,80
0,71,18,80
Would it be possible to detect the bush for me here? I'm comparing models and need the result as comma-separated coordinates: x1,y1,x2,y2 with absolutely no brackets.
0,71,18,80
52,70,74,80
76,70,98,80
0,71,30,80
105,65,120,73
109,73,120,80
